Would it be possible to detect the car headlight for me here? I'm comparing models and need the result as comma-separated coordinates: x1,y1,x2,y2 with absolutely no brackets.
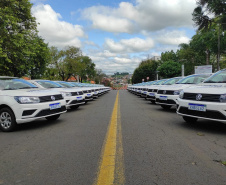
179,90,184,99
14,96,40,104
174,89,182,95
220,94,226,102
61,92,72,97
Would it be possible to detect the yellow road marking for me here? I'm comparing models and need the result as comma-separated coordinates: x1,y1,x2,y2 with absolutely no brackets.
94,91,125,185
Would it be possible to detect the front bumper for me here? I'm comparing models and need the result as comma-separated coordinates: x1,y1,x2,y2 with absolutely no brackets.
155,94,178,106
14,99,67,124
177,99,226,123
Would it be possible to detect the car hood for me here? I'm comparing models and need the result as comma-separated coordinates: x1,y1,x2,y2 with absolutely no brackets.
182,85,226,94
1,88,62,96
158,84,198,91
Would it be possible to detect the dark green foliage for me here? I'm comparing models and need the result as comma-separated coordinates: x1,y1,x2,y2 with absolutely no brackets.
157,61,181,78
0,0,49,77
132,59,158,84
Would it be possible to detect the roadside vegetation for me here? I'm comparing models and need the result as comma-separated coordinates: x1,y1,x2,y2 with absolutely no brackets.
132,0,226,84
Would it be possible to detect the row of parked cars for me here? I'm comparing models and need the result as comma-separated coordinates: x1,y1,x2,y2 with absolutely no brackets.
0,77,110,132
127,69,226,124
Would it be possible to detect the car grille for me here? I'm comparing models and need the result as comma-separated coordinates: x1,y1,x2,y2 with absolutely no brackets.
71,91,83,96
156,98,176,105
178,106,226,120
182,93,221,102
157,90,174,95
39,94,63,102
35,106,66,117
148,89,158,92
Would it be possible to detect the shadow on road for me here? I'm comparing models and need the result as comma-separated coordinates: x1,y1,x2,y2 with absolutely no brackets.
179,119,226,135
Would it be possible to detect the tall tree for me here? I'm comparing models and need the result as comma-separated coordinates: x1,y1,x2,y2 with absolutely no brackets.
157,61,181,78
132,59,158,84
192,0,226,70
77,56,96,83
0,0,44,77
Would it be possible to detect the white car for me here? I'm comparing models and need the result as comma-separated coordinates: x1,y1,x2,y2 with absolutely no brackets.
57,81,94,103
177,69,226,123
29,80,85,109
155,73,212,110
146,79,168,103
0,77,67,132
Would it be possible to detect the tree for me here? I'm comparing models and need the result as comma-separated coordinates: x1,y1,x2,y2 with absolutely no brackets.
161,50,178,63
0,0,43,77
95,69,105,84
77,56,96,83
192,0,226,70
132,59,158,84
157,61,181,78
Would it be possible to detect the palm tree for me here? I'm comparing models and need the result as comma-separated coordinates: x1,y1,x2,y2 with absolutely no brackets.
192,0,226,70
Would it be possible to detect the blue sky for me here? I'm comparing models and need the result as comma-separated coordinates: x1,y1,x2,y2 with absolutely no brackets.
31,0,197,75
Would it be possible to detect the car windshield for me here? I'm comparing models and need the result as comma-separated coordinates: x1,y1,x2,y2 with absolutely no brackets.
36,81,63,88
56,81,75,88
203,70,226,83
162,77,183,85
154,79,168,85
0,79,38,90
176,74,211,84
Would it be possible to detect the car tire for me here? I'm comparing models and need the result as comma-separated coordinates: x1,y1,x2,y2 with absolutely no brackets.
183,116,198,123
70,105,79,110
150,100,156,104
0,108,17,132
45,114,61,121
161,105,172,110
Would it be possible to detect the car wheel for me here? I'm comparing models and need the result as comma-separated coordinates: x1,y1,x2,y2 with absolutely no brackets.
161,105,172,110
70,105,79,110
45,114,61,121
0,108,17,132
183,116,198,123
150,100,156,104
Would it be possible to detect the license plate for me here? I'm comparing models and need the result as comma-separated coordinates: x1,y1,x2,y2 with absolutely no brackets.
188,103,206,112
49,103,61,110
87,94,91,96
159,96,167,100
148,93,155,96
143,92,147,94
77,96,83,100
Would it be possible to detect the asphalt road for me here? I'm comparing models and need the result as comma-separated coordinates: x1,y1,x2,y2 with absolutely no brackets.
1,90,226,185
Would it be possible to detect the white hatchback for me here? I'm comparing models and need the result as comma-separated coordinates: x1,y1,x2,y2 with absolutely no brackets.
0,77,67,132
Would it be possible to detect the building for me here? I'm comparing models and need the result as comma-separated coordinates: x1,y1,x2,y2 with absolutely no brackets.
151,56,161,61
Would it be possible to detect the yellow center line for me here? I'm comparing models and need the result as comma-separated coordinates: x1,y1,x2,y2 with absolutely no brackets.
94,91,125,185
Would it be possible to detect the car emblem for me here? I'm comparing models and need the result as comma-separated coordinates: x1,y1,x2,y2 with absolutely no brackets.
51,96,55,101
196,94,202,101
152,89,154,92
163,90,166,94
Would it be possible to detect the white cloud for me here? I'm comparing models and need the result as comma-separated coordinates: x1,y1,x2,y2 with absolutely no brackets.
32,4,85,48
104,37,154,53
81,0,196,33
156,30,190,45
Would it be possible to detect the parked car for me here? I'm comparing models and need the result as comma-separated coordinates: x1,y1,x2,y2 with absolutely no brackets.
177,69,226,123
155,73,213,110
29,80,85,109
146,79,168,103
0,77,67,132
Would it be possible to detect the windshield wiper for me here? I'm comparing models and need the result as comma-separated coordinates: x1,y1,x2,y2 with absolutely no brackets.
3,88,17,90
204,80,217,83
18,87,33,89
